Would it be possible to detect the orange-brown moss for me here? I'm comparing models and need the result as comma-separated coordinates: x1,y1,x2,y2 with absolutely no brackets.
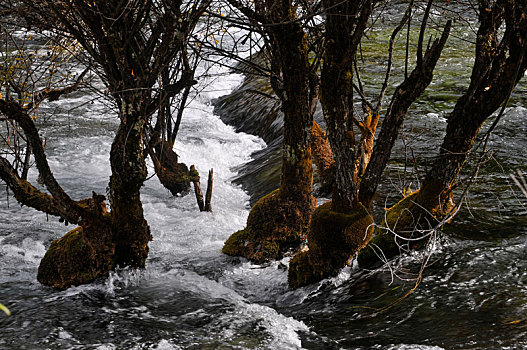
222,189,315,264
311,121,335,195
311,121,334,177
77,193,107,214
280,145,314,202
415,181,455,219
288,201,374,288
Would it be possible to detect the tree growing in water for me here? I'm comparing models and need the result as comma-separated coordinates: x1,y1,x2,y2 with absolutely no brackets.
221,0,319,263
358,0,527,268
216,1,455,284
215,0,526,288
288,0,453,287
0,0,210,289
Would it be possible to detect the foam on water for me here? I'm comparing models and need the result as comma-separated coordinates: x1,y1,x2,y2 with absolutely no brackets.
2,20,527,349
0,56,313,349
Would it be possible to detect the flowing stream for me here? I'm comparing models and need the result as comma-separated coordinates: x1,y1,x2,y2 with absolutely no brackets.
1,23,527,350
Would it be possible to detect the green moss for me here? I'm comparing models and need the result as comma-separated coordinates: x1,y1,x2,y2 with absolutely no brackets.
384,190,420,230
222,189,314,264
188,165,200,182
49,227,84,252
356,226,399,268
288,250,315,289
308,202,373,257
253,240,280,263
288,201,374,288
222,229,249,256
38,223,115,290
245,189,281,238
357,190,420,268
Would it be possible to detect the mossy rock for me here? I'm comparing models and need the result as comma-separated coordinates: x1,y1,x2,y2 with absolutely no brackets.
222,189,315,264
288,201,374,288
37,224,114,290
357,190,420,268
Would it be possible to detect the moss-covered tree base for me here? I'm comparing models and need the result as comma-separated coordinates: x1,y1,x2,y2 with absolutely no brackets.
288,202,374,288
37,221,115,290
222,189,315,264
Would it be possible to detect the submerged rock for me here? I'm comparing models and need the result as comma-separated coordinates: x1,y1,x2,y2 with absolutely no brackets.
222,189,315,264
288,202,374,288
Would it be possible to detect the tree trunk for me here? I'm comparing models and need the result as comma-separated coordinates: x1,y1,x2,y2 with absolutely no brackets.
288,1,377,288
222,0,316,263
416,0,527,216
320,0,375,212
109,103,152,268
359,20,452,208
358,1,527,268
271,14,313,206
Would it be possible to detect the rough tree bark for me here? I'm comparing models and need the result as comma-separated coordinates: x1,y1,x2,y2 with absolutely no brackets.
288,0,377,288
0,98,114,290
2,0,211,289
149,62,195,198
109,100,151,268
289,0,452,288
319,0,376,212
358,0,527,268
416,1,527,213
222,0,316,263
359,7,452,208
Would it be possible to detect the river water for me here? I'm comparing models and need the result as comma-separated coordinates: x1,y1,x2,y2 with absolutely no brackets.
1,17,527,350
